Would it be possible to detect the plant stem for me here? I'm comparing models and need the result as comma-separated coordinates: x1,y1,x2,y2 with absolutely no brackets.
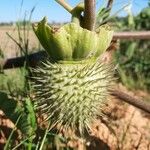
106,0,114,10
71,3,84,25
106,0,114,18
39,122,51,150
4,115,22,150
55,0,73,13
83,0,96,31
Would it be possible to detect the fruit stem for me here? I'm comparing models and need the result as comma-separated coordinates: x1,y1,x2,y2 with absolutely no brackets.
55,0,73,13
106,0,114,9
83,0,96,31
71,3,84,25
55,0,96,31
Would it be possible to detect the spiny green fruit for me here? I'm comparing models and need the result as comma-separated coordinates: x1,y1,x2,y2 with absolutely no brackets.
32,17,114,135
32,60,115,135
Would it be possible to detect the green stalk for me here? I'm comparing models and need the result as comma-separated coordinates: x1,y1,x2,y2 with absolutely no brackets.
4,115,22,150
39,122,51,150
12,135,35,150
55,0,73,13
71,3,84,25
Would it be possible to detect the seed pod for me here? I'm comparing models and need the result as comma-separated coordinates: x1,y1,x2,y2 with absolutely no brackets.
32,17,115,136
31,59,115,135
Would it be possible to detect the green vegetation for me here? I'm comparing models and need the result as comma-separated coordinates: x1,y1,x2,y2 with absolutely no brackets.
115,6,150,91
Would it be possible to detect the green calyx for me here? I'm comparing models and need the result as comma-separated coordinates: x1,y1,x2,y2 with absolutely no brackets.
32,17,113,62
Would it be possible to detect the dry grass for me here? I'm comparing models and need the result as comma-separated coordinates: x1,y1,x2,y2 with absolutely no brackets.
0,26,40,58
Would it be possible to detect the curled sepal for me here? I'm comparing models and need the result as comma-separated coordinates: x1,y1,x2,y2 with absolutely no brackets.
33,17,72,61
33,17,113,62
96,25,114,57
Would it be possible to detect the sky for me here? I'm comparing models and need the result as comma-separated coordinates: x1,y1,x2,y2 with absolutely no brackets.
0,0,149,23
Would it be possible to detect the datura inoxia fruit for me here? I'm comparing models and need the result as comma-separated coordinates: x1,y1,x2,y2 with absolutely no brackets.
32,17,114,135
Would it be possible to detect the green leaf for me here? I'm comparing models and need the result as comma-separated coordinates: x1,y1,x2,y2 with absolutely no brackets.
0,92,36,136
